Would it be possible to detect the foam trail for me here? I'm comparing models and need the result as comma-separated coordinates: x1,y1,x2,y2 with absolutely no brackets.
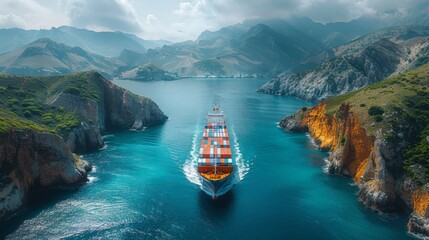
305,133,319,148
230,127,249,181
183,127,202,186
102,134,115,140
322,157,331,173
306,133,332,174
87,176,99,183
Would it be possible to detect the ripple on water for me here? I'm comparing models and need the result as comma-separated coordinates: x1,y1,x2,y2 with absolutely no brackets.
230,126,250,181
3,78,412,240
182,129,202,186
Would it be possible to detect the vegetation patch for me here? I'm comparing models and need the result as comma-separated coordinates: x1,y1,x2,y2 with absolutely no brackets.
368,106,384,116
0,108,50,133
193,60,226,76
323,63,429,182
53,71,103,102
0,71,103,135
340,136,346,146
402,92,429,183
372,115,383,122
415,46,429,68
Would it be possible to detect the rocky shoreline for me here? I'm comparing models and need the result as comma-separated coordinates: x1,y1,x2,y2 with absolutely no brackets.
0,72,167,220
280,102,429,238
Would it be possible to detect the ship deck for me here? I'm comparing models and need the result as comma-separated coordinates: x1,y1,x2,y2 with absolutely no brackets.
197,108,233,183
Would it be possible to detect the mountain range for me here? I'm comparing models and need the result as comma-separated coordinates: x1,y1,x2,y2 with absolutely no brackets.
0,26,171,57
0,17,382,78
258,26,429,101
119,17,390,77
0,3,427,80
0,38,116,77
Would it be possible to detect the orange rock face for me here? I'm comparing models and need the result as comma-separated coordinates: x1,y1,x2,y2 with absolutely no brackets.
302,102,373,179
290,101,429,236
413,190,429,216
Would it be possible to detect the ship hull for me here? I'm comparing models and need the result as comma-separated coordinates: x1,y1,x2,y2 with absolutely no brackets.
200,168,237,199
197,104,236,199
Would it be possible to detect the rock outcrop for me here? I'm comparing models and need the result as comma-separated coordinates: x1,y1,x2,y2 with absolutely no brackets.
0,130,90,219
402,182,429,237
281,100,429,237
103,78,168,129
259,26,429,102
258,39,407,101
117,64,177,82
49,72,168,153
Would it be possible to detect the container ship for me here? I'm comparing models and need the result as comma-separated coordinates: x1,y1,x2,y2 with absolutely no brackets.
198,104,235,199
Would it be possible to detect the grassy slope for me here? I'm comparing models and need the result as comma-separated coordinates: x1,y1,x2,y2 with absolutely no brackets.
0,71,103,135
324,63,429,181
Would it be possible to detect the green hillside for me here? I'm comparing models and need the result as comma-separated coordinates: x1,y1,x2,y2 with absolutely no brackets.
0,71,103,135
0,38,115,77
325,63,429,182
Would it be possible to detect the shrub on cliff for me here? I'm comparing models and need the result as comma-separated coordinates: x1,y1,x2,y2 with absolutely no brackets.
368,106,384,116
373,115,383,122
340,136,346,146
402,92,429,182
23,110,31,118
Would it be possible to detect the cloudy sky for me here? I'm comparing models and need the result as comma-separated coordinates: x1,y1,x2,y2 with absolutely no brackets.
0,0,422,42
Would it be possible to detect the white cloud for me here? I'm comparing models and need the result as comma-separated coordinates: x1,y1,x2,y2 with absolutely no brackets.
174,0,215,16
174,2,194,16
146,14,158,24
0,13,27,28
0,0,68,29
68,0,143,33
161,0,425,41
0,0,424,42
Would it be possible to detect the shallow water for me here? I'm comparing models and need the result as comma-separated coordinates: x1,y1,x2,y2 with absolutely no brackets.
0,78,412,239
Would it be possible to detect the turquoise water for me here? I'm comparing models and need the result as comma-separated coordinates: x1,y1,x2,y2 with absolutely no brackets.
0,78,411,239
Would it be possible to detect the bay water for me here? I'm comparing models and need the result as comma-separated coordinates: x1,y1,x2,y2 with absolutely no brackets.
0,78,411,239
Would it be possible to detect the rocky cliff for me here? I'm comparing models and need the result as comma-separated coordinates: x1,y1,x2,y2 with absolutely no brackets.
259,26,429,102
48,71,168,152
280,64,429,237
0,130,90,219
0,71,167,220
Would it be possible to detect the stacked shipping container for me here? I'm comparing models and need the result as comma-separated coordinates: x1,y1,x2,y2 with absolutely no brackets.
198,122,232,166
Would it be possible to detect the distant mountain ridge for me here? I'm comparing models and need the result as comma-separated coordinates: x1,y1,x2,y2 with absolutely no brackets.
258,25,429,101
0,4,427,79
0,38,116,77
118,19,335,77
0,26,171,57
119,15,425,78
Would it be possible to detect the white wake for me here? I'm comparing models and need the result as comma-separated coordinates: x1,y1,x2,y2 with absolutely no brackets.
183,125,250,186
230,127,250,181
182,128,202,186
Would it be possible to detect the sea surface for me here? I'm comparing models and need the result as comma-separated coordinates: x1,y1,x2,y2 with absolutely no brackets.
0,78,412,239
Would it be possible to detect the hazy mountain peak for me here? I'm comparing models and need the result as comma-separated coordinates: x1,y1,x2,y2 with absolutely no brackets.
0,38,115,77
32,37,58,45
